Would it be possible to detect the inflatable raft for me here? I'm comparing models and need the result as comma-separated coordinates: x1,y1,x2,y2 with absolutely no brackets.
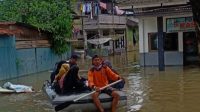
43,81,127,111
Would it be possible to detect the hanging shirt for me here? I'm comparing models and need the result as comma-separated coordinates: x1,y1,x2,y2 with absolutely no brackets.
80,3,83,13
82,4,86,13
87,3,92,13
94,3,99,15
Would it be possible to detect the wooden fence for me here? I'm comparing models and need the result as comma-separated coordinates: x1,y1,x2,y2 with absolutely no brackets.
0,35,71,80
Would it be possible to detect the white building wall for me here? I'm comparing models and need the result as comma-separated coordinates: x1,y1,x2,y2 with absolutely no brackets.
178,32,183,52
139,17,157,53
138,13,195,66
138,19,144,53
139,14,193,53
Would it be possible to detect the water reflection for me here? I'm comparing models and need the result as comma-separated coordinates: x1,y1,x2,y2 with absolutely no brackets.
0,51,200,112
0,72,54,112
126,67,200,112
126,73,144,112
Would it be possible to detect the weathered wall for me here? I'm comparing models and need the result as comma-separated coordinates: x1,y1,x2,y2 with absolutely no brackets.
0,35,71,80
0,36,17,80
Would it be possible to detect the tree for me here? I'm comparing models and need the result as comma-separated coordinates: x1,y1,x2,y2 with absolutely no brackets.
190,0,200,30
0,0,76,55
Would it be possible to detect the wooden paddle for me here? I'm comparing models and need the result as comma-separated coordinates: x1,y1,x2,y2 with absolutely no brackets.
54,79,123,111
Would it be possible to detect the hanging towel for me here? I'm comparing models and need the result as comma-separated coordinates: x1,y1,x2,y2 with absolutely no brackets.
115,6,125,15
82,4,86,13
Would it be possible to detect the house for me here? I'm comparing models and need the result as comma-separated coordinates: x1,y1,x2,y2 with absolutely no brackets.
117,0,199,68
72,0,137,57
0,22,71,80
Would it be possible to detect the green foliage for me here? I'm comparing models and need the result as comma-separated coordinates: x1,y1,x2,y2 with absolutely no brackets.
0,0,75,55
190,0,200,26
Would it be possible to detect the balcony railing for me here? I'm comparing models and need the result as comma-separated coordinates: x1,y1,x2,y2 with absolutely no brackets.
83,14,126,24
83,14,126,29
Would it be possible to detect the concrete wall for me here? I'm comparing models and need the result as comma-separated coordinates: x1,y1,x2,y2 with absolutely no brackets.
140,52,183,66
126,27,134,51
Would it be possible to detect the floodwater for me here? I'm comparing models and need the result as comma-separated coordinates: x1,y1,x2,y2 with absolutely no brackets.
0,51,200,112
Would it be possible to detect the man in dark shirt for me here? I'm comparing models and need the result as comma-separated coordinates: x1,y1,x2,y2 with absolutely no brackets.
62,54,88,93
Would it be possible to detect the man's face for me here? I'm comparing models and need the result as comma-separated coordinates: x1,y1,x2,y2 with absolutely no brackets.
92,57,102,66
70,58,77,64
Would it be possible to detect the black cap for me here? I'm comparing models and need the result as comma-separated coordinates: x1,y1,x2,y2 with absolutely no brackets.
71,54,78,59
92,55,99,60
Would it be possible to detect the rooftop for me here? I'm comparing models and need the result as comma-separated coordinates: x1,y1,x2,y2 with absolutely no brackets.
116,0,189,7
115,0,191,17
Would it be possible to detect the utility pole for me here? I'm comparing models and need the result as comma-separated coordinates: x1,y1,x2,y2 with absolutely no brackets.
81,0,88,58
157,16,165,71
112,0,115,56
97,0,101,50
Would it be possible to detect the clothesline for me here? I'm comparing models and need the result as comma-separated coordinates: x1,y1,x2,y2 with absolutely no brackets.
80,1,125,16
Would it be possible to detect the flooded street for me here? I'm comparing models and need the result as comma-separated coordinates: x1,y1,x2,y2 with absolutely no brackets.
126,66,200,112
0,51,200,112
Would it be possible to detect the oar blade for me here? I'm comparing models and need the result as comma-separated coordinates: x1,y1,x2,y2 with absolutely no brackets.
55,101,73,111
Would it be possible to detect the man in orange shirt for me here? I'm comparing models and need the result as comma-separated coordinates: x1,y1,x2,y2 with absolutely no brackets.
88,55,123,112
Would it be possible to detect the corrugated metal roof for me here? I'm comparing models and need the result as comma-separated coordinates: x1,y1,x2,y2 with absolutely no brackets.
116,0,188,6
115,0,191,17
0,28,23,36
0,22,50,36
132,4,192,17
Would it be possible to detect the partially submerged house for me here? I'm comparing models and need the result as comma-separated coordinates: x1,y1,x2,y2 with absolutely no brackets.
73,0,137,57
0,22,71,80
117,0,199,68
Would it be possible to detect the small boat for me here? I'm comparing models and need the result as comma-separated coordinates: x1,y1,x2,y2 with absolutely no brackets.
43,80,127,112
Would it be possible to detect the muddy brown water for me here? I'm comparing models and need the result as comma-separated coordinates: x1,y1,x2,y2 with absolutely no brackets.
0,51,200,112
